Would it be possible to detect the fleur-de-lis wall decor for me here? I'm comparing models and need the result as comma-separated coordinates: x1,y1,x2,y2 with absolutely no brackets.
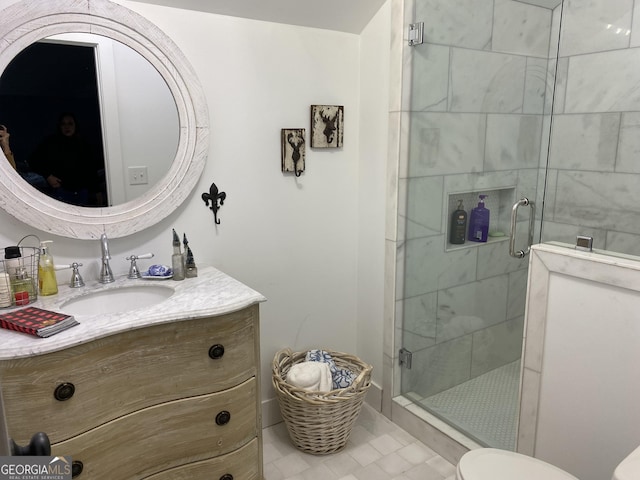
202,182,227,224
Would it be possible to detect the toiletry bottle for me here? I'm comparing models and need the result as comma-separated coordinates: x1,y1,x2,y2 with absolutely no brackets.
185,246,198,278
468,194,490,243
4,245,33,304
4,246,22,279
171,229,185,281
449,199,467,244
12,267,36,305
38,240,59,296
182,233,189,276
0,273,12,307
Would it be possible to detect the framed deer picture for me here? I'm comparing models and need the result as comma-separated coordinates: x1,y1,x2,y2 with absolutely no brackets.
310,105,344,148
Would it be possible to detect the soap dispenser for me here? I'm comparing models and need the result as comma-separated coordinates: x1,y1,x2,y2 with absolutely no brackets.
38,240,58,296
468,194,490,243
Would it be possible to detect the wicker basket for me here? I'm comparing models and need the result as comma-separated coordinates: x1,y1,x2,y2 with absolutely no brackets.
272,348,373,455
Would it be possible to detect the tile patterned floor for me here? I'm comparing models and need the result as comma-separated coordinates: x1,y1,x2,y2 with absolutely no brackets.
263,404,457,480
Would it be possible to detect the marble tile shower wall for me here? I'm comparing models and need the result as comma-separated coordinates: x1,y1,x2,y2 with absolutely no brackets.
397,0,554,398
542,0,640,257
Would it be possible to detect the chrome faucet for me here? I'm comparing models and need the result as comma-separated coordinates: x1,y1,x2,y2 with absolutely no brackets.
99,233,114,283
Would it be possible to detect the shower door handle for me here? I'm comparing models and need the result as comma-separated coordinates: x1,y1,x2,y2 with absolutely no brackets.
509,198,536,258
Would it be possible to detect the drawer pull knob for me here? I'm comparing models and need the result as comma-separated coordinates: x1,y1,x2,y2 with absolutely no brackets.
54,382,75,401
215,410,231,425
220,475,233,480
208,344,225,359
71,460,83,477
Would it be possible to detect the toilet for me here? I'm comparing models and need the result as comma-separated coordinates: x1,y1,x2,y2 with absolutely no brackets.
456,444,640,480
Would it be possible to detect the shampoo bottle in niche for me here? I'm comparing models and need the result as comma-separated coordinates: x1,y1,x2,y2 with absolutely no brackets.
468,195,490,243
449,199,467,244
38,240,58,296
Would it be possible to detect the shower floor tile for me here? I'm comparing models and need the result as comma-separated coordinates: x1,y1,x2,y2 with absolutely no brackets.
417,360,521,450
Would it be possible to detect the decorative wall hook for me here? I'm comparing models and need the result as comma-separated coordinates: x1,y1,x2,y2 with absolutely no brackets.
202,182,226,224
281,128,305,177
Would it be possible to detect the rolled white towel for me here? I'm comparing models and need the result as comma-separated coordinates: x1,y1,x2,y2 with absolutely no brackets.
286,361,332,392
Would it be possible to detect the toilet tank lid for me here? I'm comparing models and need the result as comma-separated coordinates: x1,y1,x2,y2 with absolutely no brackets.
458,449,579,480
612,446,640,480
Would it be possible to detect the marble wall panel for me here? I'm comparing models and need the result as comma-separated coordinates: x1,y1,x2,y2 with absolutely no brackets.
632,0,640,47
476,240,528,279
558,0,633,57
605,231,640,256
396,239,406,301
403,235,478,297
540,220,608,249
403,291,438,342
485,114,543,171
616,112,640,173
564,49,640,113
548,113,619,171
444,170,520,196
449,49,527,113
507,268,528,320
470,316,525,377
416,0,493,50
516,168,541,201
410,44,449,112
402,335,473,397
408,112,486,177
436,275,509,343
405,175,444,239
493,0,552,57
553,171,640,235
524,57,551,114
550,57,568,114
397,178,408,243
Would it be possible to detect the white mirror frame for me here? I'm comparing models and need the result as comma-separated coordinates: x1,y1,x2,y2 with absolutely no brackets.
0,0,209,239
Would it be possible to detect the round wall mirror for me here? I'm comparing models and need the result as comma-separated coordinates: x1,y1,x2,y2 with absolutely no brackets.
0,32,180,208
0,0,209,239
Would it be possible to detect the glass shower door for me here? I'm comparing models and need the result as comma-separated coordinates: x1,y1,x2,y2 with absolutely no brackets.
398,0,561,449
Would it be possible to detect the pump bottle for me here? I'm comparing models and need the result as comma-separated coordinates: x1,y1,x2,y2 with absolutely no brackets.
449,199,467,244
38,240,58,296
468,195,490,243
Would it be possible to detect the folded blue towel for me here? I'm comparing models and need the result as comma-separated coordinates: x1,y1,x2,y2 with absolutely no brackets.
305,349,356,389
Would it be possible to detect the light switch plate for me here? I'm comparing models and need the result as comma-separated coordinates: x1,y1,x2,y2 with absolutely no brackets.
128,166,148,185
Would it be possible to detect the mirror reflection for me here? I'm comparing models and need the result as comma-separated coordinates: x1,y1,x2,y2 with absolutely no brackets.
0,33,179,207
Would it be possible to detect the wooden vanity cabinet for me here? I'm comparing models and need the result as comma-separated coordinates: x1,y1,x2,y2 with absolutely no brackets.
0,304,263,480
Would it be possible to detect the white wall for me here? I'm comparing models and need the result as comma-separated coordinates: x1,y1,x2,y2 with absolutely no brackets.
0,0,390,422
357,2,390,408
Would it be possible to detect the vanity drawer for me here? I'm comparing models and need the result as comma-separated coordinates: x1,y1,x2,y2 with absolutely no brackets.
52,379,257,480
146,438,261,480
0,305,258,444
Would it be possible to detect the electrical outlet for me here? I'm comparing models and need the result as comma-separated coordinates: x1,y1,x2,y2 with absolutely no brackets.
128,166,148,185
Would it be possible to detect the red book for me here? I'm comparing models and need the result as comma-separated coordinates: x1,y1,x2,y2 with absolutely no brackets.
0,307,78,338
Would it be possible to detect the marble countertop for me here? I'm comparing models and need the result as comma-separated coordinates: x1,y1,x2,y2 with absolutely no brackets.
0,266,266,360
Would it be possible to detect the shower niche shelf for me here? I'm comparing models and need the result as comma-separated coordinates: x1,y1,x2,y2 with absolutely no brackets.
446,187,516,252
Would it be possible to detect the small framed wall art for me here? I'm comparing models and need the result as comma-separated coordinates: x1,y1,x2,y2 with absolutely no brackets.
281,128,306,176
310,105,344,148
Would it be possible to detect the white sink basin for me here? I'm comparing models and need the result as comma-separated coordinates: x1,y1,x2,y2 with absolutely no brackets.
60,285,175,316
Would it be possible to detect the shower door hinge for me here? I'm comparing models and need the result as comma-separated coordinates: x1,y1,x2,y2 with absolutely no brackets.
408,22,424,46
399,348,413,369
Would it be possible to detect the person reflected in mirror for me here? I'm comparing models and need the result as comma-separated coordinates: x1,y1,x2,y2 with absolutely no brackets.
0,124,16,170
0,123,50,192
29,113,98,207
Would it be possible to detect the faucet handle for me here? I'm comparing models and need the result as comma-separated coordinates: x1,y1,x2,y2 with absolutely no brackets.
55,262,85,288
125,253,154,279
